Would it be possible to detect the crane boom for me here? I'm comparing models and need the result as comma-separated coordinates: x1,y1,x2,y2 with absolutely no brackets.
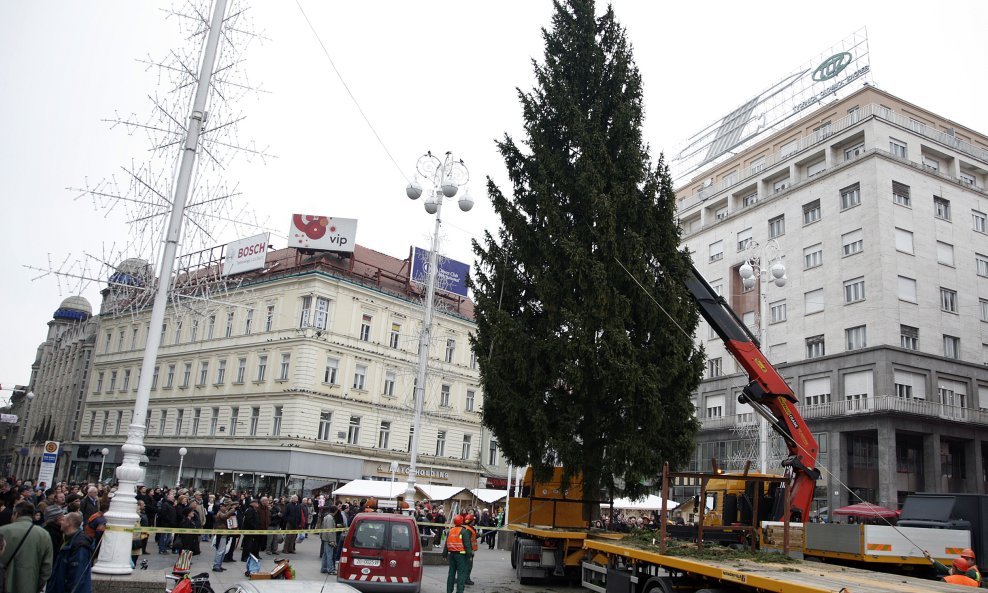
684,264,820,521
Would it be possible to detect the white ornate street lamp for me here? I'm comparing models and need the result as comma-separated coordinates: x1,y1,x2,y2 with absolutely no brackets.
403,151,471,503
737,239,786,474
176,447,188,488
99,448,109,483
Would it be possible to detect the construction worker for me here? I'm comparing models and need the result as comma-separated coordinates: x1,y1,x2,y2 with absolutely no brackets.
442,514,472,593
463,513,479,586
924,548,981,587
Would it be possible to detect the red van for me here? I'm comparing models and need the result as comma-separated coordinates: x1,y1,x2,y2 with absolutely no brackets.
338,512,423,593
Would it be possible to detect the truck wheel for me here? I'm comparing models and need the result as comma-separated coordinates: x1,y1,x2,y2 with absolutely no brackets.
510,537,519,569
642,577,673,593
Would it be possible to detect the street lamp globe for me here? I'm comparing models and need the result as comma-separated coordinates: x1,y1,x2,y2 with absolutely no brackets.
406,181,423,200
179,447,188,457
458,190,474,212
738,262,754,280
101,448,109,457
441,177,458,198
424,193,439,215
26,392,34,402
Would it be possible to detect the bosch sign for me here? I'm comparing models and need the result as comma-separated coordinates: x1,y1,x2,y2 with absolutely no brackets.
223,232,270,276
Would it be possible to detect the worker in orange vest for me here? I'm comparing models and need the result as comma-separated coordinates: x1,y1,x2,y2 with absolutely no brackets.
463,513,479,586
925,548,981,587
442,514,473,593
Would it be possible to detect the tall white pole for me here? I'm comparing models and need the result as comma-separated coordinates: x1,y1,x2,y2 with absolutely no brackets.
405,195,443,502
759,286,769,474
93,0,228,574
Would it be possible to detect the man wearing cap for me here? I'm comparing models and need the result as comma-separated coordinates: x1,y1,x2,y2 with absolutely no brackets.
43,505,65,558
212,501,234,573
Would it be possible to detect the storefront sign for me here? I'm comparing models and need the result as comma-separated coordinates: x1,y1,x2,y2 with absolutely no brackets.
376,464,449,480
484,477,508,489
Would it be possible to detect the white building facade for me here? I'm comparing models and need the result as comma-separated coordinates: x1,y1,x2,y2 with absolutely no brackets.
677,86,988,511
75,245,505,496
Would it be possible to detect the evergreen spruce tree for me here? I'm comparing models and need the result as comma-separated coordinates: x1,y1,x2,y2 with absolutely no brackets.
471,0,704,504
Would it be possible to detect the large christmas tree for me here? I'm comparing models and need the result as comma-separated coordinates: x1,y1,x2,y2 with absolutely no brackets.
471,0,704,504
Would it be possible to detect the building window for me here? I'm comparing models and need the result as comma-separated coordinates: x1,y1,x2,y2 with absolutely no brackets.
108,370,118,391
181,363,191,388
314,297,330,330
892,181,911,206
937,241,954,266
166,365,175,388
977,254,988,277
736,227,752,251
221,311,232,338
192,408,200,435
325,357,339,384
802,199,821,225
466,390,476,412
159,324,167,347
279,353,290,381
770,300,786,323
390,323,401,349
299,296,312,328
489,439,499,466
803,243,823,269
889,138,907,158
781,139,798,156
806,335,825,358
462,435,472,460
742,192,758,207
845,325,867,350
122,369,131,391
707,358,722,378
841,229,863,257
767,215,785,239
159,409,168,436
347,416,361,445
843,277,865,304
742,311,755,330
318,411,331,441
88,411,96,435
103,331,112,353
843,142,864,161
807,159,826,177
383,371,396,397
190,319,199,342
715,205,728,220
897,276,917,303
175,409,184,436
131,327,139,350
236,358,246,383
435,430,446,457
359,314,372,341
774,178,790,194
216,359,226,384
117,329,126,351
445,338,456,363
244,308,254,335
804,289,824,314
894,228,914,253
440,384,451,407
230,407,239,436
265,304,275,331
923,155,940,171
272,406,283,436
840,183,861,210
895,383,913,399
256,355,267,381
174,321,183,344
750,156,766,173
940,288,958,313
378,421,391,449
709,240,723,262
95,372,104,392
115,411,122,435
974,211,988,234
934,196,951,221
209,407,218,435
900,325,919,350
249,407,259,436
207,315,215,339
470,351,477,370
961,171,978,186
198,362,209,386
353,364,367,390
943,335,960,359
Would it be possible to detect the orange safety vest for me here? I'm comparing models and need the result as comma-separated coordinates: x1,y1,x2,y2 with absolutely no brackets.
446,526,467,553
465,525,479,551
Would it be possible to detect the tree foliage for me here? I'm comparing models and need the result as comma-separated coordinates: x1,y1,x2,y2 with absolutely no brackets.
471,0,704,502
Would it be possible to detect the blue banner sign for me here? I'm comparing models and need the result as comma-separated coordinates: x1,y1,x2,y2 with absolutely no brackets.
411,247,470,298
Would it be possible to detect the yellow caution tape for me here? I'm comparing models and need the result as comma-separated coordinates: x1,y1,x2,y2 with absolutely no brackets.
106,521,513,536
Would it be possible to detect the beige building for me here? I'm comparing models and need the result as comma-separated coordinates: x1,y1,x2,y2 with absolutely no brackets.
676,86,988,511
75,245,503,496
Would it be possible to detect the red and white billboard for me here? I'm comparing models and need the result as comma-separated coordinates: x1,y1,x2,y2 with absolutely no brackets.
289,214,357,253
223,232,270,276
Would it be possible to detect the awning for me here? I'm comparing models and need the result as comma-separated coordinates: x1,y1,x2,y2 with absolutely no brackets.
332,479,408,499
471,488,508,504
416,485,467,501
602,495,680,511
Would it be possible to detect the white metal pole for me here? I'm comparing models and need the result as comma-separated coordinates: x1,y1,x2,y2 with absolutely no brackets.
759,281,770,474
93,0,228,574
405,193,443,501
176,454,185,488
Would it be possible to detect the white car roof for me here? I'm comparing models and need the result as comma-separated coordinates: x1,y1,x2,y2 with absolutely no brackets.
224,581,360,593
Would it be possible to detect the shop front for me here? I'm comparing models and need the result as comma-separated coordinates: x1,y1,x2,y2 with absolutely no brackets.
213,449,364,498
69,445,218,491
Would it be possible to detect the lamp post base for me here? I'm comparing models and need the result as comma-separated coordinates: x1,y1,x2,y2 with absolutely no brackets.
92,437,145,575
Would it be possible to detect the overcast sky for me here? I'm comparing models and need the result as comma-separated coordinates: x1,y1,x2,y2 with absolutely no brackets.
2,0,987,393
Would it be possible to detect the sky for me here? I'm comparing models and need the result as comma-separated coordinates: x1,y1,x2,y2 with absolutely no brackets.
2,0,987,393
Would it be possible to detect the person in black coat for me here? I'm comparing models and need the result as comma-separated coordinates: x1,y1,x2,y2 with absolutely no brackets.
241,499,262,561
156,494,178,554
178,508,200,555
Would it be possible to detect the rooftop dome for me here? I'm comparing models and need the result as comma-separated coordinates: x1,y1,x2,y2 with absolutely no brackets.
53,295,92,321
110,258,152,288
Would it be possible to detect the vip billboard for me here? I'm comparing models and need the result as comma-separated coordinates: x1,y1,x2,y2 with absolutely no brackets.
289,215,358,253
411,246,470,298
223,232,270,276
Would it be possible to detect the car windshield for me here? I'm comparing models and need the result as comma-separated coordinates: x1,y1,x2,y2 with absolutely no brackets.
390,522,411,551
353,520,387,550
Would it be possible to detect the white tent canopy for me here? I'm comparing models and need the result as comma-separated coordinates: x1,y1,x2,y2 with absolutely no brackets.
470,488,508,504
416,485,466,501
601,495,679,511
332,479,408,499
